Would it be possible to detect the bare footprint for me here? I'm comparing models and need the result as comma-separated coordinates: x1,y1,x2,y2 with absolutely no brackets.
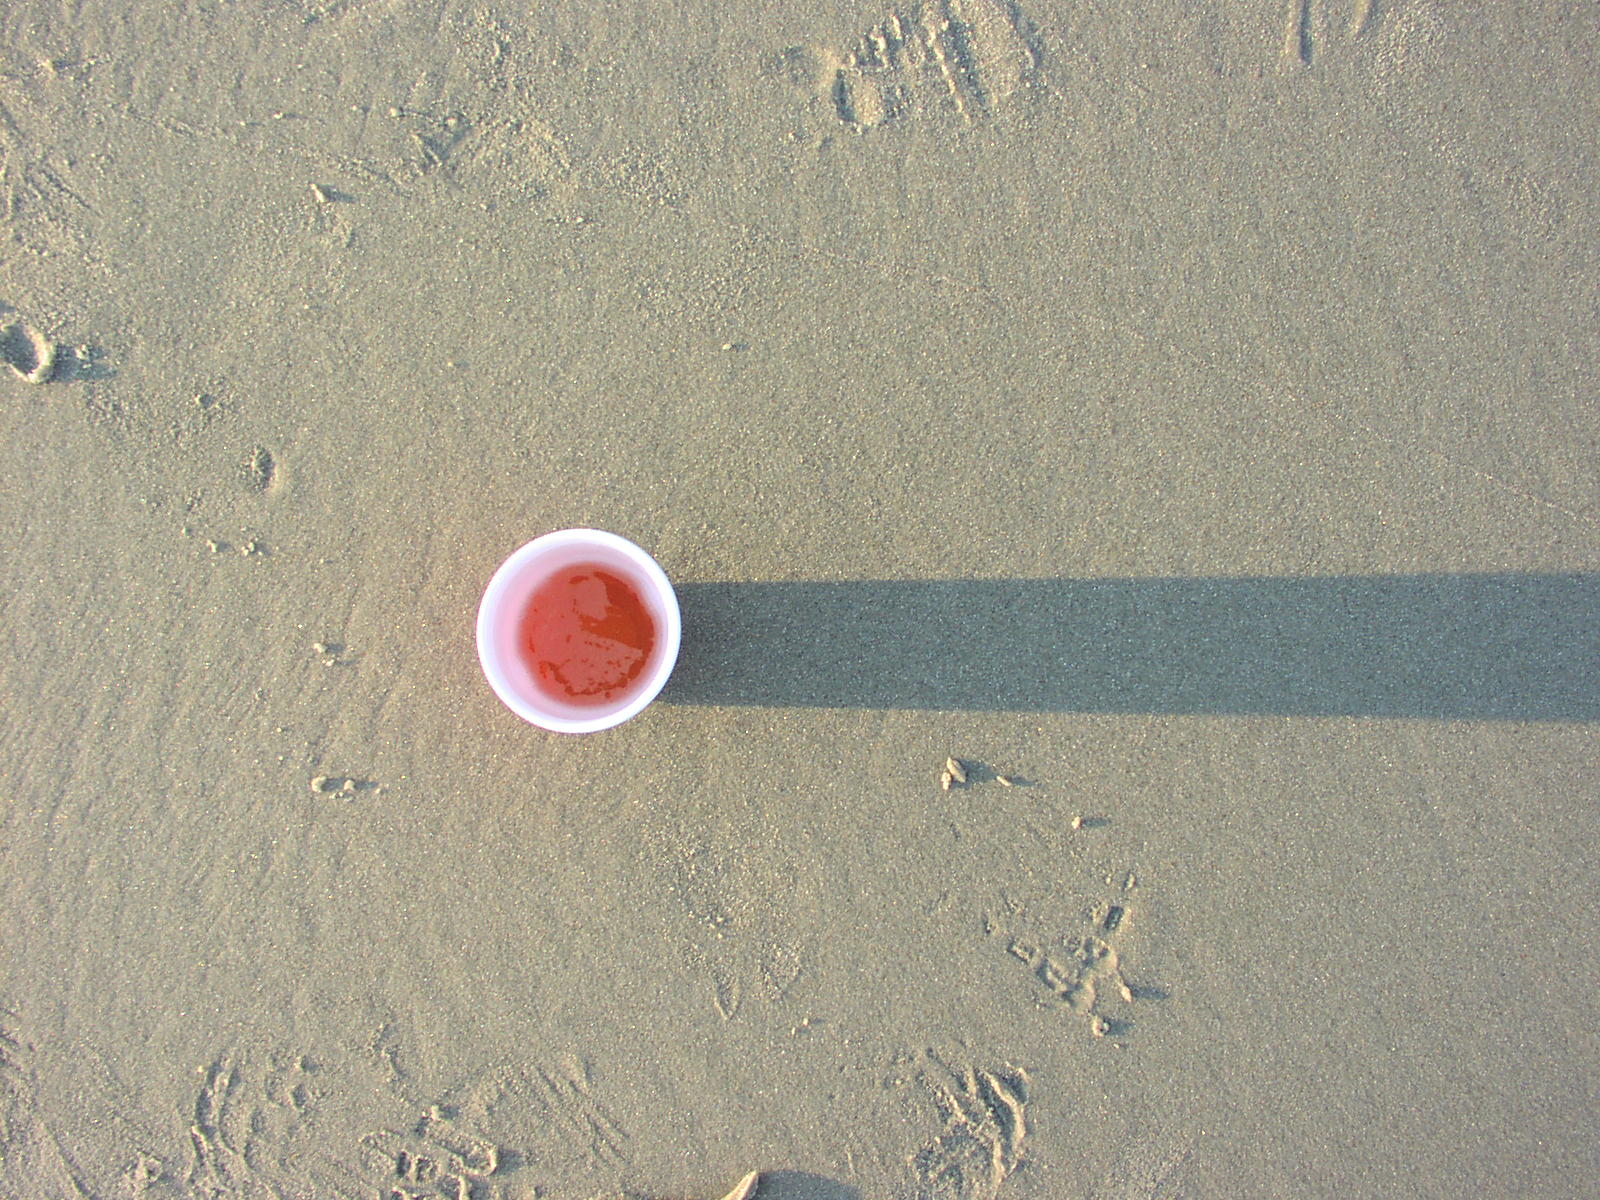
909,1055,1028,1200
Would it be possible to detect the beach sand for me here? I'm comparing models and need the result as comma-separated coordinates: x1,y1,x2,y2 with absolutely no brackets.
2,1,1597,1197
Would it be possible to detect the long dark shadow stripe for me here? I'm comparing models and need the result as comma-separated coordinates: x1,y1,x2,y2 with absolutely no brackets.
662,574,1600,720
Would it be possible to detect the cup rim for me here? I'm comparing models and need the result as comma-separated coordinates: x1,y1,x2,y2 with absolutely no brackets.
476,529,681,733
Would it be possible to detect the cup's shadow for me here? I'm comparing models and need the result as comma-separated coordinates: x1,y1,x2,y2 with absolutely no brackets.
662,573,1599,721
745,1171,859,1200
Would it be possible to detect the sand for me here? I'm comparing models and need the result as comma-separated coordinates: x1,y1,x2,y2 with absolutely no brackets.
2,1,1597,1197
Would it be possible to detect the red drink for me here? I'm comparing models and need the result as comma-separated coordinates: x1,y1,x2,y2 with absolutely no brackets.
518,563,658,707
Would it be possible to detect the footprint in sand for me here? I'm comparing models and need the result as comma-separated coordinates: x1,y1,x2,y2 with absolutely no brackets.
988,869,1156,1041
1,317,56,383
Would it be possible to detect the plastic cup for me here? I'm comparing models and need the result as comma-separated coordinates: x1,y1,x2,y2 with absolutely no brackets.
476,529,681,733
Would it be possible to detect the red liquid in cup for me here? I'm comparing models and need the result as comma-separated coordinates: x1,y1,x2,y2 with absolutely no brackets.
518,564,657,707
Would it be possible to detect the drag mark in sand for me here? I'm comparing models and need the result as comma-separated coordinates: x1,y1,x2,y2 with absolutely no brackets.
0,1009,95,1198
189,1057,251,1194
0,90,97,264
647,821,814,1022
910,1053,1029,1199
475,1059,630,1170
1285,0,1314,66
185,1049,362,1198
1280,0,1433,72
1350,0,1378,38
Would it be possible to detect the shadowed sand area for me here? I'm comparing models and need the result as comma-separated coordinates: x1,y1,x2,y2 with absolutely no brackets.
671,573,1600,719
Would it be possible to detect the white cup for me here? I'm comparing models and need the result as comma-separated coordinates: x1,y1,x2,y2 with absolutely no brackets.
476,529,681,733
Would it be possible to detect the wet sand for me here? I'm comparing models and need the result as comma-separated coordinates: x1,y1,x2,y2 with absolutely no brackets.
2,1,1597,1197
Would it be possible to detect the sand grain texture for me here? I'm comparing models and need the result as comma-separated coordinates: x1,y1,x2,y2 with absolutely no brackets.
2,0,1598,1197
